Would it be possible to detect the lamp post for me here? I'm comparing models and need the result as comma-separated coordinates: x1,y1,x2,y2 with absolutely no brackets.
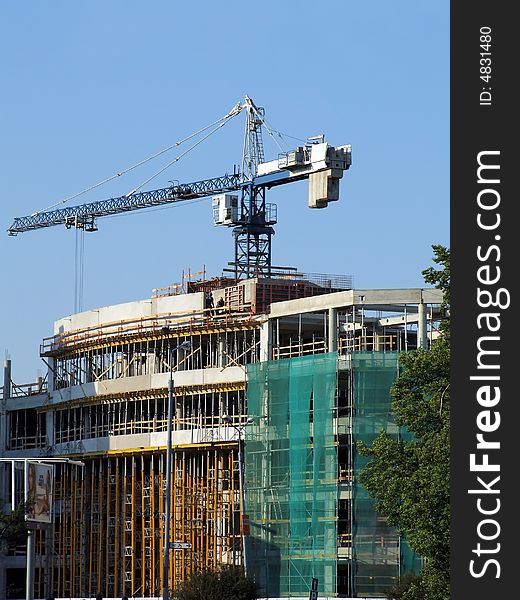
222,415,254,577
162,339,192,600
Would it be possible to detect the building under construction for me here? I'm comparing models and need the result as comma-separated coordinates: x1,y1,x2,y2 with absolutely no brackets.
0,270,443,598
1,97,444,598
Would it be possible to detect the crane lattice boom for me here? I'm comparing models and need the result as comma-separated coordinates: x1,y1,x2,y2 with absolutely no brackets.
8,174,242,235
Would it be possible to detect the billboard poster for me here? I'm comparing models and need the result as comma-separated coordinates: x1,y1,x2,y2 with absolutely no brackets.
26,462,53,523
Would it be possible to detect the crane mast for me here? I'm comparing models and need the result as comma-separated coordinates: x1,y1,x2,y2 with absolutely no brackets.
241,95,265,181
233,96,273,278
7,97,352,280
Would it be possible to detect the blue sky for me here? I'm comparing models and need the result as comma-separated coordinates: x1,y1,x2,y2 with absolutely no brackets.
0,1,449,383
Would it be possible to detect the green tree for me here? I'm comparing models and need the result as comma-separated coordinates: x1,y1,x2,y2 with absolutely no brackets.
174,566,257,600
0,501,30,554
422,244,451,309
359,246,450,600
384,572,422,600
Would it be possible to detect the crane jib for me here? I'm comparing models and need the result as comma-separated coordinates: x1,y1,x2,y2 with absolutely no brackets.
7,173,243,235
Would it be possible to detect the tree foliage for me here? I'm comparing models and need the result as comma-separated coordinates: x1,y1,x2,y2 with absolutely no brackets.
422,244,450,310
173,566,257,600
384,572,422,599
359,246,450,600
0,501,30,553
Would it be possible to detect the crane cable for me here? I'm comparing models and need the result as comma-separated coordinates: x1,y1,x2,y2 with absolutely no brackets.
259,119,286,154
271,130,309,144
123,113,238,197
74,225,85,313
248,104,286,155
67,102,242,313
31,101,244,217
248,103,310,149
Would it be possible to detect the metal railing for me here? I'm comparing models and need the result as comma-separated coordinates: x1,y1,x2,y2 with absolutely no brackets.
54,414,250,444
40,306,253,355
271,335,398,360
0,377,48,400
338,334,397,353
338,532,353,547
7,434,47,450
272,339,327,360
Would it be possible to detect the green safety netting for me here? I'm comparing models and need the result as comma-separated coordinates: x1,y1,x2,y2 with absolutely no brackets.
245,353,338,597
352,352,421,597
245,351,420,598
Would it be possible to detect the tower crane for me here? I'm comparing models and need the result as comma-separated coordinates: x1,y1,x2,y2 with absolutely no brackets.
7,96,352,279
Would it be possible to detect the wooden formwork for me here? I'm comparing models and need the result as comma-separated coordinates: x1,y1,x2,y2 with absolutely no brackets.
44,447,240,599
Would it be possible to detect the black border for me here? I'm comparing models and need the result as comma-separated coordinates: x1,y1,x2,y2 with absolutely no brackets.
451,4,515,598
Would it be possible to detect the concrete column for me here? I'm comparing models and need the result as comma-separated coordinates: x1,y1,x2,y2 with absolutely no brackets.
218,338,227,369
180,346,188,371
175,394,182,426
0,406,6,456
219,394,226,418
328,308,338,353
259,320,272,362
45,412,54,450
2,359,11,404
418,303,428,350
46,357,55,392
1,360,11,455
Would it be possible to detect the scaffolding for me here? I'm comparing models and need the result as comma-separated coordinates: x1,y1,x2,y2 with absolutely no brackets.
3,317,251,598
351,352,421,596
49,326,259,389
48,449,241,598
244,351,420,598
45,387,245,445
245,353,338,597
